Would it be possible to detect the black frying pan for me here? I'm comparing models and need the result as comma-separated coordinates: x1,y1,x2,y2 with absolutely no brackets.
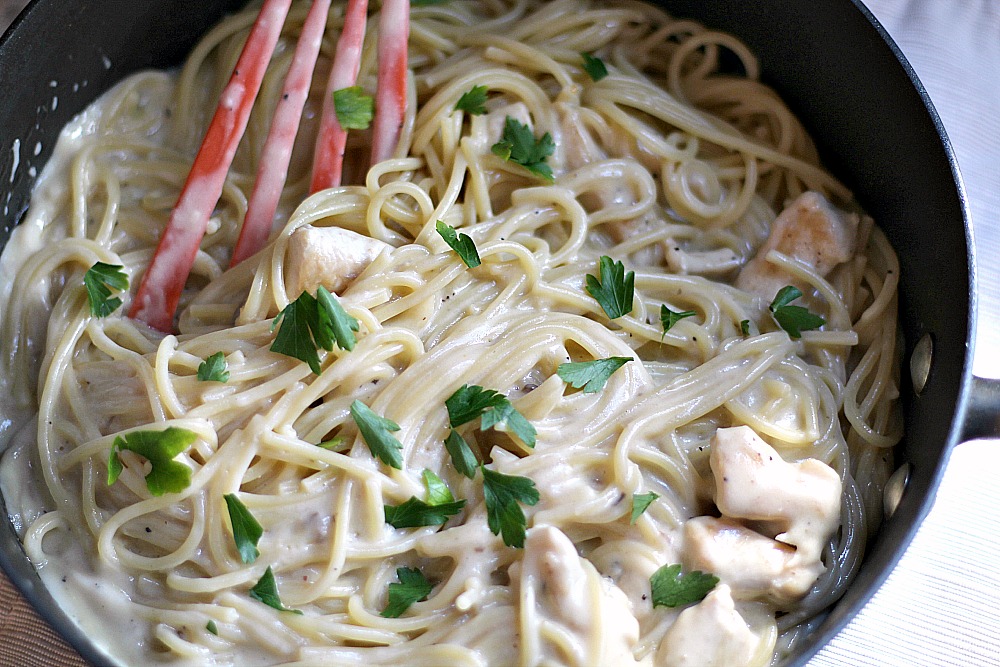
0,1,995,665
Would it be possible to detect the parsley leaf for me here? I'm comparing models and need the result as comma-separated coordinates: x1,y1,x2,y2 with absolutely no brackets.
271,292,322,373
630,492,659,524
650,563,719,608
206,620,218,635
422,469,455,505
107,427,197,496
84,262,128,317
316,286,359,352
384,496,466,528
197,352,230,382
249,566,302,614
444,429,478,478
480,401,536,448
740,319,751,336
490,116,555,182
316,435,348,451
224,493,263,564
333,86,375,130
481,467,539,548
349,400,404,468
769,286,825,338
660,305,697,335
586,256,634,319
445,385,505,427
454,85,488,115
436,221,481,268
271,288,358,374
444,385,536,447
381,567,433,618
581,52,608,81
557,356,631,394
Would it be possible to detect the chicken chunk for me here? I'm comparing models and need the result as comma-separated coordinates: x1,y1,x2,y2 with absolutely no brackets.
517,525,644,667
284,225,389,297
710,426,841,566
682,516,820,602
735,191,858,299
655,584,759,667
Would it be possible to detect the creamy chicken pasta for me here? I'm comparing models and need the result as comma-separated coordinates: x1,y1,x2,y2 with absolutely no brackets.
0,0,902,665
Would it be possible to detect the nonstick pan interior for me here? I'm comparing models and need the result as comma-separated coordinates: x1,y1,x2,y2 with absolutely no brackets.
0,1,973,665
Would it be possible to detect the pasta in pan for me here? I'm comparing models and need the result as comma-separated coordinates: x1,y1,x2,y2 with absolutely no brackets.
0,0,901,665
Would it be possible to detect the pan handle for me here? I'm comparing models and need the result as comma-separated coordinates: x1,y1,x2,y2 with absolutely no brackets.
959,375,1000,443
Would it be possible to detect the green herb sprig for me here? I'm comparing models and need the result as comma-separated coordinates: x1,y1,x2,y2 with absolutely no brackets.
84,262,128,317
769,286,825,338
491,116,555,182
107,427,197,496
649,563,719,608
557,357,632,393
381,567,433,618
333,86,375,130
586,256,634,320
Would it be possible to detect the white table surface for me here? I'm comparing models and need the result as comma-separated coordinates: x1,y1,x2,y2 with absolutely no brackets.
2,0,998,665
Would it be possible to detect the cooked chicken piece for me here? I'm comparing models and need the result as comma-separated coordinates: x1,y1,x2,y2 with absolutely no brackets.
682,516,821,602
517,525,645,667
284,225,389,297
710,426,841,566
656,584,759,667
735,191,858,299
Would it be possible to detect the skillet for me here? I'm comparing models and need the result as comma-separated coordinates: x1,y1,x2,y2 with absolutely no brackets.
0,0,996,665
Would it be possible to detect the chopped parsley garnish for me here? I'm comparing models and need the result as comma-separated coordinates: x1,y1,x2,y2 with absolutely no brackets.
107,427,197,496
740,319,751,336
384,496,466,528
422,469,455,505
454,85,488,115
224,493,263,564
84,262,128,317
660,305,697,335
630,491,659,524
384,469,466,529
381,567,433,618
444,429,478,478
769,286,825,338
581,53,608,81
481,466,539,548
445,384,504,427
490,116,555,182
333,86,375,130
349,400,404,469
249,566,302,614
436,221,481,268
316,435,348,451
557,356,632,393
586,256,634,320
480,400,536,448
444,384,536,447
271,287,358,374
650,563,719,608
197,352,230,383
206,620,218,635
